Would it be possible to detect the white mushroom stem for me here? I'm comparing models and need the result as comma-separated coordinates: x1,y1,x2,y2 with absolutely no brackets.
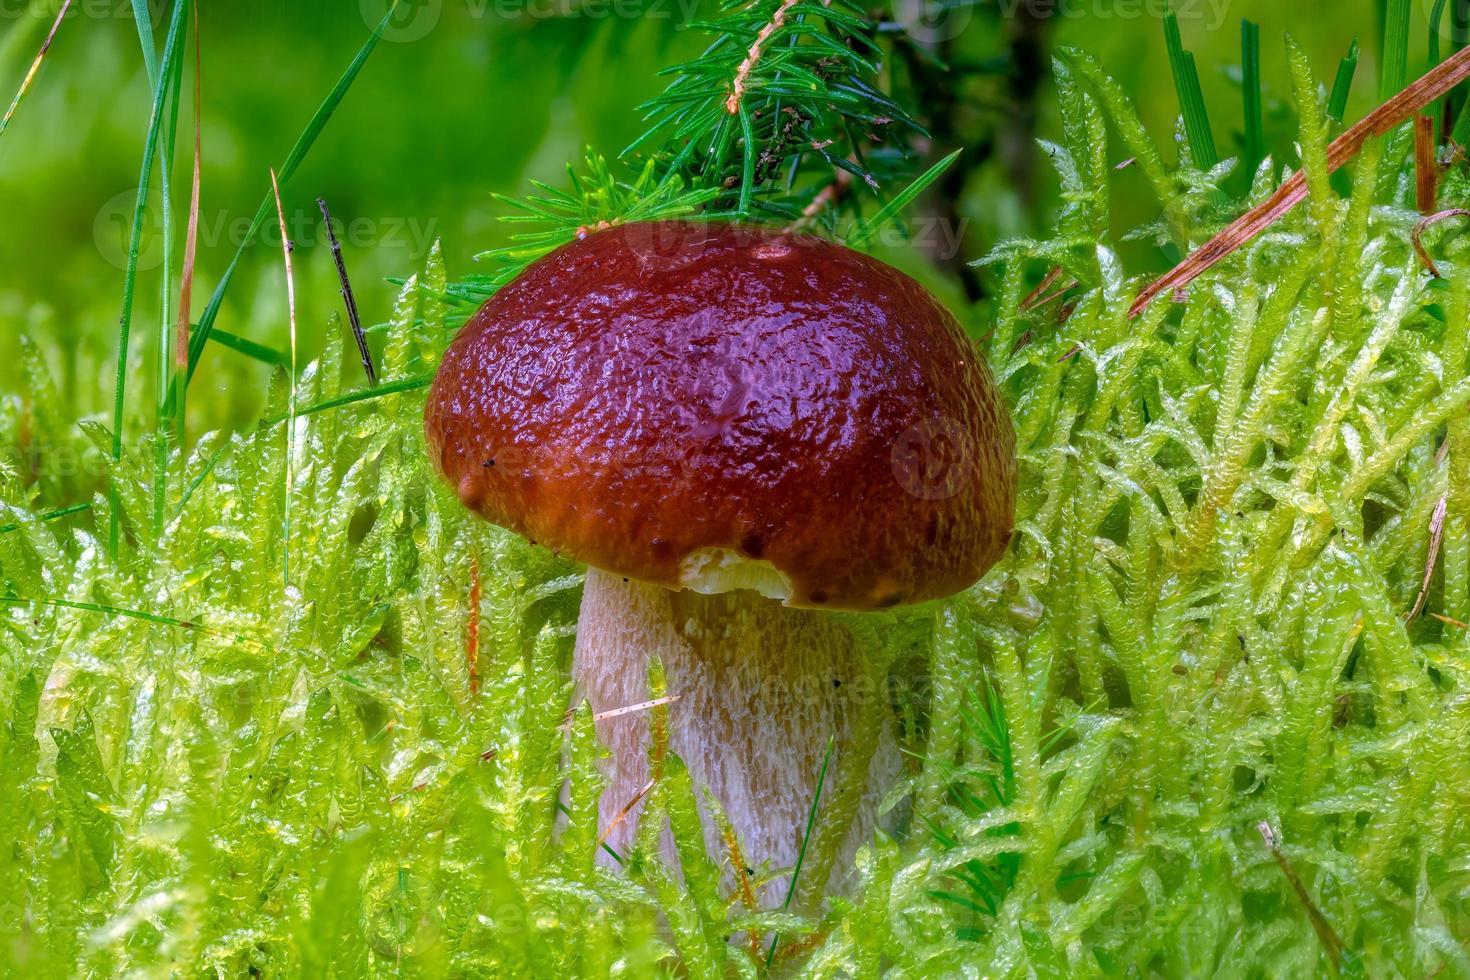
574,567,902,903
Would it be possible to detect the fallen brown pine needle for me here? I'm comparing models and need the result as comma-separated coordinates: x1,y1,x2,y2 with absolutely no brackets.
597,778,655,846
1258,821,1348,971
1132,44,1470,317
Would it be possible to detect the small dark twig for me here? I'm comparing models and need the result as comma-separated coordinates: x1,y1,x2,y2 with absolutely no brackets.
1258,821,1347,971
318,198,377,386
1411,208,1470,277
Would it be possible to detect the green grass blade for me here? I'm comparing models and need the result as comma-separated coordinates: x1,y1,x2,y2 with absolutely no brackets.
182,0,402,389
1382,0,1411,99
765,733,835,967
1242,20,1264,175
261,373,432,427
0,594,265,648
848,148,962,248
208,327,288,367
131,0,159,89
1163,8,1218,170
1329,38,1360,122
151,7,189,535
0,502,92,536
107,0,189,556
1453,91,1470,144
1432,0,1450,66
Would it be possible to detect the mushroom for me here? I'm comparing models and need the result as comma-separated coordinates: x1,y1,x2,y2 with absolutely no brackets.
425,221,1014,901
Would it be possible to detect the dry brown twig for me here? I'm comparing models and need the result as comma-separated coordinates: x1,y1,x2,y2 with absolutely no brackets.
1411,209,1470,277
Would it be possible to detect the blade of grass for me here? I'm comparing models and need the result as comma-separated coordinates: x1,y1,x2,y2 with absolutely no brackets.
1132,42,1470,316
201,327,287,367
261,373,431,427
270,168,298,589
1452,67,1470,145
1383,0,1412,100
848,148,961,248
1433,0,1450,68
180,1,403,390
1242,20,1264,176
174,435,229,517
131,0,159,89
107,0,189,556
0,593,265,649
0,501,92,536
1452,0,1470,123
1163,8,1218,170
1328,39,1360,123
765,734,835,968
0,0,73,142
168,0,202,449
151,3,189,535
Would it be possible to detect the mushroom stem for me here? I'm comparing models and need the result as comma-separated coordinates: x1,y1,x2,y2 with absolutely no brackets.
574,567,902,902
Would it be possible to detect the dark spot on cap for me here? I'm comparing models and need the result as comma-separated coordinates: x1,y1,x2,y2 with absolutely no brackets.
483,458,495,468
740,532,765,558
810,590,828,604
650,538,674,561
925,513,940,546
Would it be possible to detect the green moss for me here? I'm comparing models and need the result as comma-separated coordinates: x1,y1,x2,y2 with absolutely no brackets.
6,37,1470,979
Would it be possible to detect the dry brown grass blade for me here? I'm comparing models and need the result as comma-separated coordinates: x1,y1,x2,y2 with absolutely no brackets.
1416,115,1439,213
1130,44,1470,318
0,0,73,139
1408,493,1448,623
270,167,298,586
466,556,481,696
175,0,203,379
1408,440,1452,623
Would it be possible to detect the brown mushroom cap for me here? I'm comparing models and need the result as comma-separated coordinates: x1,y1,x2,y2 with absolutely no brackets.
425,221,1015,611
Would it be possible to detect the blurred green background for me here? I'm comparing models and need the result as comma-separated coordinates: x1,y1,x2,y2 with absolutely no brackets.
0,0,1418,432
